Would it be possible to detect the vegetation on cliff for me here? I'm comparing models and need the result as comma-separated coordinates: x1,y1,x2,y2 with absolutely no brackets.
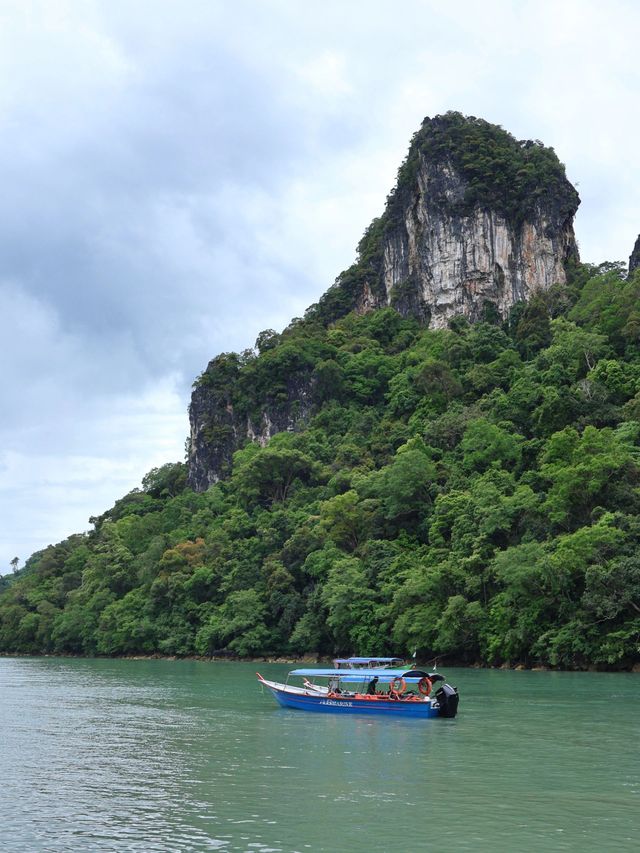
392,111,579,226
2,261,640,669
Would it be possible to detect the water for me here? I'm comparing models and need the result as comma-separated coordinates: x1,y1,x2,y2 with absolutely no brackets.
1,658,638,852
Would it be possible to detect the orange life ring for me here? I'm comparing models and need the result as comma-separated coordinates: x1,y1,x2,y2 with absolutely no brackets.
390,676,406,695
418,677,433,696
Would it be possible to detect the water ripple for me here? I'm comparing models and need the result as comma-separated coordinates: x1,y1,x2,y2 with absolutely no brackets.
1,659,639,851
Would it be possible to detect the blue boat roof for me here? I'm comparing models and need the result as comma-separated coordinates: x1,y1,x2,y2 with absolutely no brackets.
333,657,403,664
290,668,443,683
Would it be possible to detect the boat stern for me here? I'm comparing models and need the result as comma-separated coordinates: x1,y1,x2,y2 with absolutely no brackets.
435,682,459,718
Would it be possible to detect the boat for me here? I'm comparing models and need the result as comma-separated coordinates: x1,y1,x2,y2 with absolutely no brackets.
257,667,459,718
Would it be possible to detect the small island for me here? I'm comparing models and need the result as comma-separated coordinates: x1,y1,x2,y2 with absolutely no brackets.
2,113,639,671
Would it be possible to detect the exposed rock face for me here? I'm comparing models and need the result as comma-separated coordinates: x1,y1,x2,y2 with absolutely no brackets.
188,364,313,491
354,153,579,327
629,235,640,276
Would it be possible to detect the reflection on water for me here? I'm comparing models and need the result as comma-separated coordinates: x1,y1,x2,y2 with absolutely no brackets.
1,658,638,851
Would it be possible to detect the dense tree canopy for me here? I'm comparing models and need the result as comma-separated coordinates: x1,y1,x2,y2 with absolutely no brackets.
2,266,640,669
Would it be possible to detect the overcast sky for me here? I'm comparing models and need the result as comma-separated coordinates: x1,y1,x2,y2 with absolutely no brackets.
2,0,640,571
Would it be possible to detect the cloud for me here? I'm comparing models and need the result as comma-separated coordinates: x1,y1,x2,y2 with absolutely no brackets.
0,375,187,569
2,0,640,566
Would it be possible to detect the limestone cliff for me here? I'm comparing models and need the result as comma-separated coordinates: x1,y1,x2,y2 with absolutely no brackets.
370,161,577,328
188,352,314,491
315,112,579,327
188,112,580,490
629,235,640,276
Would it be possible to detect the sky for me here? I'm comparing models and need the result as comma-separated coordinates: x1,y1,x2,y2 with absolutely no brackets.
2,0,640,571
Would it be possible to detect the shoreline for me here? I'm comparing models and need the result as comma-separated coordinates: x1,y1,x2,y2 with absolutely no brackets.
2,651,639,673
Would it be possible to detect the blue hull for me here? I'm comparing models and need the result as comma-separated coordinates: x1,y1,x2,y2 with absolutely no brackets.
266,685,439,718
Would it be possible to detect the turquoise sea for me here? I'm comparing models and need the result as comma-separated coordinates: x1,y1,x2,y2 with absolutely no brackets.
1,657,638,852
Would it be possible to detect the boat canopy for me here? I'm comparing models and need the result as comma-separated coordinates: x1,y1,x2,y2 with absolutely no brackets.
290,668,445,683
333,657,403,664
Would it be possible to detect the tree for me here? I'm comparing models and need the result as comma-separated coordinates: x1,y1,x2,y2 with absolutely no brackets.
541,426,639,529
10,557,19,573
569,268,640,351
234,446,325,506
313,359,344,404
583,556,640,621
320,556,379,652
195,590,272,657
433,595,483,661
416,358,462,406
461,419,523,473
513,295,552,358
538,319,610,384
377,439,437,526
318,491,374,552
255,329,280,354
141,463,187,498
95,589,157,655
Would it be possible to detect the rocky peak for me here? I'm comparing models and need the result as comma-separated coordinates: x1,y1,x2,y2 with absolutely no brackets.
313,112,580,328
629,235,640,276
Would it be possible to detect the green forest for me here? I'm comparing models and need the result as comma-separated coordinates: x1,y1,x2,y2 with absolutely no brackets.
2,260,640,669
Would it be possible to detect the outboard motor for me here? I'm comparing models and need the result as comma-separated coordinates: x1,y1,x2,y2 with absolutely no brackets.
435,683,459,718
